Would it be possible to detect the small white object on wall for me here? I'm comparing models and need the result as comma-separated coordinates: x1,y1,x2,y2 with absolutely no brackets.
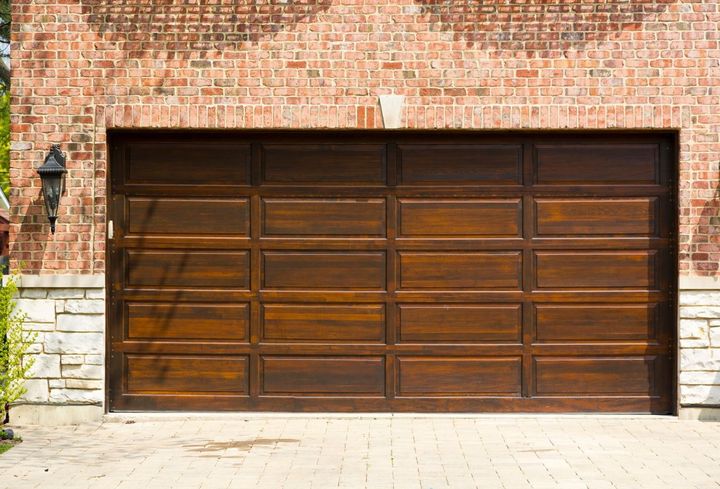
378,94,405,129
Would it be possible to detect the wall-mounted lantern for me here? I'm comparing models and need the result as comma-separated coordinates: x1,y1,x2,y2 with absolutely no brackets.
37,145,67,234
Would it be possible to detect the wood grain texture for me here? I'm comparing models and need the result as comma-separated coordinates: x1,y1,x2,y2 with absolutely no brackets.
127,303,249,341
126,250,250,288
534,356,661,396
535,251,657,289
535,198,658,236
535,144,658,184
399,199,521,237
263,199,386,236
262,304,385,342
399,145,522,185
126,355,249,393
535,304,657,341
397,357,522,396
128,198,250,236
399,305,521,342
262,356,385,394
263,252,386,289
261,144,386,184
399,252,522,289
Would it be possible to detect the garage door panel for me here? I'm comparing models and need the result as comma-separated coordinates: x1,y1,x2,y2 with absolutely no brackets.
126,143,251,186
261,304,385,342
261,144,386,185
263,252,386,290
126,303,249,341
398,145,522,185
535,198,658,236
127,198,250,236
535,251,657,289
262,198,386,237
397,357,522,396
126,250,250,288
261,356,385,395
400,252,522,289
126,355,249,394
534,356,663,396
110,132,674,413
535,144,658,185
535,304,658,342
398,304,521,342
398,199,521,237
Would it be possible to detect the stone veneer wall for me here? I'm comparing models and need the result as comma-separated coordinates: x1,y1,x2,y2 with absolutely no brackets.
679,286,720,414
12,277,104,424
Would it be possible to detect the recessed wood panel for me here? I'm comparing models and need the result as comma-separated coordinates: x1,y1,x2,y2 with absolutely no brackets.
535,251,656,289
263,252,386,290
399,305,521,342
261,144,386,184
399,145,522,185
399,199,521,237
397,357,522,396
535,144,658,184
399,252,521,289
262,356,385,394
262,304,385,342
535,304,657,341
128,198,249,236
534,357,659,395
263,199,386,236
535,198,658,236
127,250,250,288
126,355,249,393
126,143,250,185
127,303,249,341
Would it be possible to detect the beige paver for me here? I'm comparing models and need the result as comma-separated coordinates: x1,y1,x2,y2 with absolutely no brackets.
0,416,719,489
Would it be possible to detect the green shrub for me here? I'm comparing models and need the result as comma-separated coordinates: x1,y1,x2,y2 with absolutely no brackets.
0,275,34,423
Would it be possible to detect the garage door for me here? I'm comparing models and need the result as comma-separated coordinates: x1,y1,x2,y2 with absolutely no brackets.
107,131,675,413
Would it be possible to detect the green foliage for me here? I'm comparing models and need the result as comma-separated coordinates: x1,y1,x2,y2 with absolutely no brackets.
0,443,12,455
0,275,34,423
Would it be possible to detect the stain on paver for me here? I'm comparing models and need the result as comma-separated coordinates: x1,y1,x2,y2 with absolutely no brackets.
184,438,299,452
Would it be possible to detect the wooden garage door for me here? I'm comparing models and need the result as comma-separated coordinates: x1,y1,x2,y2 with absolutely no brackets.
107,131,675,413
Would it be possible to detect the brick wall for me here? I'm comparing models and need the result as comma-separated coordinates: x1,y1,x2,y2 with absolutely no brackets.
10,0,720,275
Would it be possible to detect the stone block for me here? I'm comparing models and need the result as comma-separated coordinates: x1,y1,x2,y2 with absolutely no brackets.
64,300,105,314
680,306,720,319
49,388,103,404
679,371,720,385
15,299,55,323
711,327,720,347
20,379,49,403
65,379,103,390
56,314,104,332
679,291,720,306
680,349,720,371
680,338,710,348
61,364,103,379
680,384,720,405
55,302,64,313
20,289,47,299
49,379,66,388
24,321,54,332
61,354,84,365
44,332,103,354
85,354,104,365
680,319,708,339
47,289,85,299
84,288,105,299
26,354,61,378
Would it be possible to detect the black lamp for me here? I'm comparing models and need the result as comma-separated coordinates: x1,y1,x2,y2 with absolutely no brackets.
37,145,67,234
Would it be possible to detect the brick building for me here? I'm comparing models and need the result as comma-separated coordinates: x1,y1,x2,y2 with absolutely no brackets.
9,1,720,423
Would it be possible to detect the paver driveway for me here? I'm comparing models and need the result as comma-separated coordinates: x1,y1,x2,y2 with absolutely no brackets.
1,415,719,489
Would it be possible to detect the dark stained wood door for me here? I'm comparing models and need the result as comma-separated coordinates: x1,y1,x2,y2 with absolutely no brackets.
107,131,676,413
